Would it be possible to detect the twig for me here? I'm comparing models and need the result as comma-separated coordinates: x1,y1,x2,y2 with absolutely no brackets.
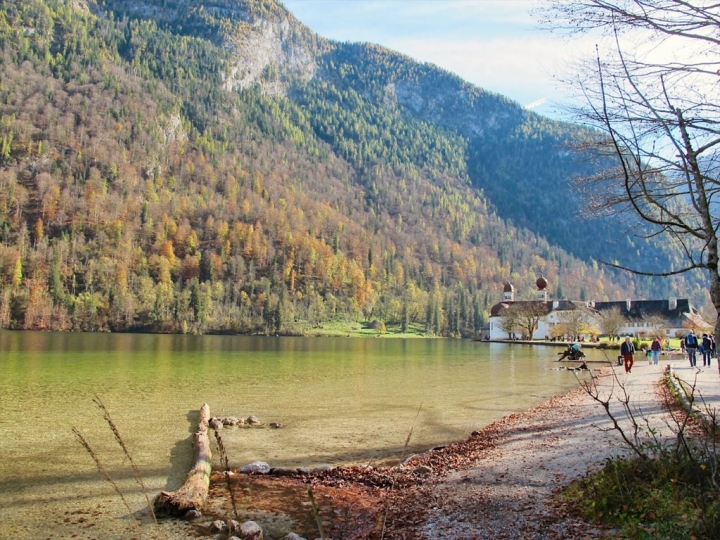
72,426,140,529
213,428,240,520
576,351,648,460
307,487,326,540
93,394,157,525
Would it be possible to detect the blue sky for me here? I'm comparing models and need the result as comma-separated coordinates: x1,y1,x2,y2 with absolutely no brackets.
281,0,587,118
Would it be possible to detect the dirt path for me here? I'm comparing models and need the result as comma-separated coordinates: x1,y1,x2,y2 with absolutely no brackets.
411,362,674,539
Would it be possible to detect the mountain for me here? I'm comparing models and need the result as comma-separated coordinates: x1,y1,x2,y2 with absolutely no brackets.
0,0,707,335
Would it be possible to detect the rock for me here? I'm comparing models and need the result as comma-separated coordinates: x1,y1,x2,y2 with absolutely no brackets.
269,422,283,428
246,415,261,425
239,520,264,540
241,461,271,474
209,418,223,430
183,509,202,520
312,465,332,473
236,416,246,425
222,416,240,426
414,465,433,476
296,467,310,475
228,519,241,534
210,519,227,533
282,533,307,540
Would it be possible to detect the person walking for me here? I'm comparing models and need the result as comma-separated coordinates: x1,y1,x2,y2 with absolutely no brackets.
621,337,635,373
702,333,713,367
685,330,699,367
650,337,661,365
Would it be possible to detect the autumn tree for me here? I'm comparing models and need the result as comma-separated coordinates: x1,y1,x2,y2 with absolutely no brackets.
555,306,595,338
514,302,549,340
642,314,671,338
500,302,548,340
543,0,720,337
598,306,626,339
498,308,521,339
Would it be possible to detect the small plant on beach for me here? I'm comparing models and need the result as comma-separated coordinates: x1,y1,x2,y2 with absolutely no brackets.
565,364,720,538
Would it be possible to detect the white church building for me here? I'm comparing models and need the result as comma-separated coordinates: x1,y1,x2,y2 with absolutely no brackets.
485,276,703,340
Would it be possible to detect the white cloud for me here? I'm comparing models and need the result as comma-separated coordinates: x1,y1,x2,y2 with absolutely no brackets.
524,97,548,110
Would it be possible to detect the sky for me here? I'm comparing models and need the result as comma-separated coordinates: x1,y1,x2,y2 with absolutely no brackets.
280,0,593,118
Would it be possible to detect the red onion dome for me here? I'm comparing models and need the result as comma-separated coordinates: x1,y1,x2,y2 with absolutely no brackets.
490,302,511,317
536,276,548,290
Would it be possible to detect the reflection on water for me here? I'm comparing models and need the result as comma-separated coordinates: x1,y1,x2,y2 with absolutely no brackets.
0,331,584,538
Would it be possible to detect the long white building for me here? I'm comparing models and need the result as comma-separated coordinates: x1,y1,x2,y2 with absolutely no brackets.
485,277,703,340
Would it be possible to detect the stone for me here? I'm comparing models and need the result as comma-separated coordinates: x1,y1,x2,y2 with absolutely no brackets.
269,422,283,428
246,415,261,425
228,519,241,534
222,416,240,426
239,520,264,540
183,509,202,520
413,465,433,476
282,533,307,540
209,418,223,430
241,461,271,474
312,465,332,473
210,519,227,533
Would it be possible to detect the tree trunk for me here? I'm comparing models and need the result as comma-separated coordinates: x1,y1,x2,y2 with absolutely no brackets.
154,403,212,517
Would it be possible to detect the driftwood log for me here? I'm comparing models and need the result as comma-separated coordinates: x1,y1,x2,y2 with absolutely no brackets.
154,403,212,517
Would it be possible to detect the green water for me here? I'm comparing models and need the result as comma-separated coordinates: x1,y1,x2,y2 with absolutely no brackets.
0,331,585,539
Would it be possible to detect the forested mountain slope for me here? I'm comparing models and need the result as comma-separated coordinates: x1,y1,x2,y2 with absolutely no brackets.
0,0,704,334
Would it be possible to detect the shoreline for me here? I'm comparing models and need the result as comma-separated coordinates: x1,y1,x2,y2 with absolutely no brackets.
198,364,653,538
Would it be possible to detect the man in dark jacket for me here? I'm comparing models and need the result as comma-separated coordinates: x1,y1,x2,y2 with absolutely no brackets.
621,337,635,373
702,333,712,367
685,331,699,367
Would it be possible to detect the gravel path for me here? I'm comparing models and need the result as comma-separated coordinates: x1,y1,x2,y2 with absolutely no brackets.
419,361,676,539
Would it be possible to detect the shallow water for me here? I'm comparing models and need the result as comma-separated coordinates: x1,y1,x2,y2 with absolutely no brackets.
0,331,588,538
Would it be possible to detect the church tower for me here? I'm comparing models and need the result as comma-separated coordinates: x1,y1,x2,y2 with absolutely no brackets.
536,275,548,302
503,282,515,302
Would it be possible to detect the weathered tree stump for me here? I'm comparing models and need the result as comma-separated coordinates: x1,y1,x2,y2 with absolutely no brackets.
154,403,212,517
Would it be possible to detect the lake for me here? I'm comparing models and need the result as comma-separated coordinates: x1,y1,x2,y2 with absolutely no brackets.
0,331,590,538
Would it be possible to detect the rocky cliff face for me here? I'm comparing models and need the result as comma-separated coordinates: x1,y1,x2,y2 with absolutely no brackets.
94,0,320,96
221,16,318,95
